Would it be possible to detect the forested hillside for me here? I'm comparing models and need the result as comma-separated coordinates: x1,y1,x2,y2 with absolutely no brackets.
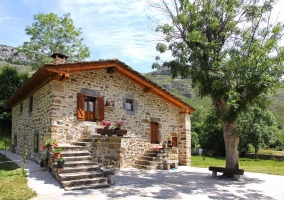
1,44,284,128
144,69,284,129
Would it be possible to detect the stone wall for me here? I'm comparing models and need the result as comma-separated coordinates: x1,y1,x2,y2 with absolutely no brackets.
90,135,178,171
11,68,192,164
49,69,184,144
11,83,53,162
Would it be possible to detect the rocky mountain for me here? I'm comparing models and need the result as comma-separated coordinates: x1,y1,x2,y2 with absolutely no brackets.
0,44,33,72
0,45,33,63
1,44,284,127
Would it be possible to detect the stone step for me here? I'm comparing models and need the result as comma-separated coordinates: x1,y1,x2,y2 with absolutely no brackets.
135,160,150,165
140,156,157,161
61,156,94,162
56,160,97,168
57,145,89,151
135,160,159,166
71,141,92,147
145,149,161,153
133,164,157,170
61,177,108,188
78,138,95,143
60,151,90,157
58,171,104,181
57,165,101,174
144,153,158,157
64,182,110,191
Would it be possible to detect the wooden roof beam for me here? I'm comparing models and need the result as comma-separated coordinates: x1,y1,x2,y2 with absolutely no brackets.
143,87,153,93
107,66,117,74
48,63,117,72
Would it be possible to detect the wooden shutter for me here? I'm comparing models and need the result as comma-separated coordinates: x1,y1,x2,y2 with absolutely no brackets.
77,93,85,120
151,122,159,144
172,137,178,147
97,97,104,122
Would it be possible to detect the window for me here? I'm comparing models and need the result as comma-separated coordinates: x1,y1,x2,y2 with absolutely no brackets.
29,96,33,113
20,102,23,115
122,94,137,116
77,93,104,121
126,99,133,111
34,134,39,152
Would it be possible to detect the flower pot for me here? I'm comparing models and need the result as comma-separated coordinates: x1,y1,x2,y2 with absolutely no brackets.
53,152,61,158
162,144,166,148
57,161,65,169
104,126,110,130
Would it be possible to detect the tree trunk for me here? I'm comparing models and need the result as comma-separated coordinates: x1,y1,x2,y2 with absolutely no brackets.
212,96,240,171
223,123,239,169
254,145,259,159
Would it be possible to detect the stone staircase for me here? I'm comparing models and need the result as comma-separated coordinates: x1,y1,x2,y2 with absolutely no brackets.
133,149,164,170
50,138,110,191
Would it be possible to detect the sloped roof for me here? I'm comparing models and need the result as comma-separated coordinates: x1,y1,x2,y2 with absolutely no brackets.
6,59,195,113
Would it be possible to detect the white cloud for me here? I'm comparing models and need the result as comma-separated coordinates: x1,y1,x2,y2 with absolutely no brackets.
0,16,19,23
53,0,160,71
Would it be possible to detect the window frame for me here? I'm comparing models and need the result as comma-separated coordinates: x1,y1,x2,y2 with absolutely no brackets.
34,133,39,153
84,96,96,121
77,93,104,122
29,96,33,113
20,102,23,115
125,99,133,111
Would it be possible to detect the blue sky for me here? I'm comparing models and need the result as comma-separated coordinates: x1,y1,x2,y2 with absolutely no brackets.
0,0,170,73
0,0,283,73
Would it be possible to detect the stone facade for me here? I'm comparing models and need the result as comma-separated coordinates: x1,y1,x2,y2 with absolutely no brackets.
11,67,192,166
89,135,179,172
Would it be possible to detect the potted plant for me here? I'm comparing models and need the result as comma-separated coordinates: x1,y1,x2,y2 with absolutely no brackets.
167,135,172,148
52,147,62,158
113,120,124,130
40,137,58,150
57,157,66,169
102,120,111,129
40,137,58,165
162,141,167,149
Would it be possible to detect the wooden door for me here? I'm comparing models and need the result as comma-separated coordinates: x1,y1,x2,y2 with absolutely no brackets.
151,122,159,144
172,137,178,147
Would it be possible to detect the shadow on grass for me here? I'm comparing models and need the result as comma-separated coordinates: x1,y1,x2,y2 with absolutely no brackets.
0,153,19,171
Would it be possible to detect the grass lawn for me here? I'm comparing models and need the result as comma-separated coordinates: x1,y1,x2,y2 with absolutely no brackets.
191,155,284,176
0,134,11,150
0,154,36,200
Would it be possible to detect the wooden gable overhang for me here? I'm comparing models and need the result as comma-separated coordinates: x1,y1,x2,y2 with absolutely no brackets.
6,59,195,114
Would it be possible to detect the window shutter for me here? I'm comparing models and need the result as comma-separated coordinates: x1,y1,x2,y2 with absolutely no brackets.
77,93,85,120
97,97,104,122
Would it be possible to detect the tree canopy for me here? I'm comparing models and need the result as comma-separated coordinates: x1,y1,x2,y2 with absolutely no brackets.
0,66,30,125
236,107,277,158
152,0,284,169
19,12,90,69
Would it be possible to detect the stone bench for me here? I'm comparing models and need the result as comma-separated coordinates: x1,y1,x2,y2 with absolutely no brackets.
100,167,115,185
209,166,244,180
163,160,178,170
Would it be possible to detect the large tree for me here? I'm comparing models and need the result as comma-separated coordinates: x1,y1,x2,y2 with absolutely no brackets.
0,66,30,130
151,0,284,169
19,13,90,69
237,107,277,158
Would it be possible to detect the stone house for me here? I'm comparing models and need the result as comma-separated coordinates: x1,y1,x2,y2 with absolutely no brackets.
6,53,195,169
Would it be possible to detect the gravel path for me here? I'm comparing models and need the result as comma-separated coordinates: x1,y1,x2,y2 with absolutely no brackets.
1,150,283,200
